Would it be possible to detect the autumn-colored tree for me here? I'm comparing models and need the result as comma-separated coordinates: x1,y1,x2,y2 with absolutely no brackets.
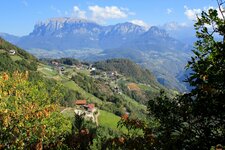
0,71,71,149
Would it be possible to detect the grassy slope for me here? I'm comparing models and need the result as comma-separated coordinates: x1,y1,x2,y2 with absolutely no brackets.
63,80,103,105
98,110,126,132
0,49,5,53
37,64,58,77
120,94,146,111
10,55,23,61
138,83,159,93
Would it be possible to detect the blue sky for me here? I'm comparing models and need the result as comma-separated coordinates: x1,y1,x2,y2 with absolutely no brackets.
0,0,217,36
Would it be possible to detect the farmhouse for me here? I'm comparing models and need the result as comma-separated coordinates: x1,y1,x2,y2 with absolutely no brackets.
9,50,16,55
75,100,87,105
91,67,96,71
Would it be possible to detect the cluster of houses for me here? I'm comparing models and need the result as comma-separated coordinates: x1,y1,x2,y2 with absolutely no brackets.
99,71,118,78
50,60,97,73
50,59,122,94
91,70,120,80
74,100,96,112
51,60,119,78
50,60,121,80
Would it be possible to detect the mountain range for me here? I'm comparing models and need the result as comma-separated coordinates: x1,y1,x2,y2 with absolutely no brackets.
0,17,193,92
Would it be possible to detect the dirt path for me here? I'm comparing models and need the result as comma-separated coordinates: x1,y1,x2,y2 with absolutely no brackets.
95,110,100,126
61,107,72,113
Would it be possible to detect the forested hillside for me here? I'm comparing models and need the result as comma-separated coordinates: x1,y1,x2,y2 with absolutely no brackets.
94,59,156,85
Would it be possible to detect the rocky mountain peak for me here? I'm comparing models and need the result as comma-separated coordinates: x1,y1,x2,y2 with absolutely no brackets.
36,17,96,26
31,17,101,36
146,26,169,38
110,22,146,34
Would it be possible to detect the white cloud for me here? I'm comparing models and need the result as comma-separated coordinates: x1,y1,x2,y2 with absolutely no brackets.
167,8,172,14
88,5,128,22
184,5,225,21
184,5,201,20
72,6,87,19
130,19,150,30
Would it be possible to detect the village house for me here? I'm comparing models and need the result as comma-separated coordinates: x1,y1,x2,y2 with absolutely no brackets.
51,61,59,66
9,50,16,55
75,100,87,106
75,100,96,112
91,67,96,71
75,64,83,70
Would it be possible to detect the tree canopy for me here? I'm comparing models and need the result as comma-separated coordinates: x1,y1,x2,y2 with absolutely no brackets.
0,72,71,149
